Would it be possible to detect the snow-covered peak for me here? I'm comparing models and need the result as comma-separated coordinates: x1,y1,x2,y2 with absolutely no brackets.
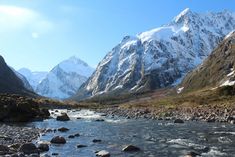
55,56,94,77
75,9,235,100
174,8,192,23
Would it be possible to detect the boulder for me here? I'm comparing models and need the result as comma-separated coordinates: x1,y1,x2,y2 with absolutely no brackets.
56,113,70,121
50,136,66,144
96,150,110,157
174,119,184,123
38,142,49,152
0,145,9,155
92,139,102,143
58,127,69,132
19,143,39,154
122,145,140,152
77,144,87,148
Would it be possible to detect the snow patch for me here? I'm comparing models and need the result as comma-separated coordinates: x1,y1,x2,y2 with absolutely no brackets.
177,87,184,94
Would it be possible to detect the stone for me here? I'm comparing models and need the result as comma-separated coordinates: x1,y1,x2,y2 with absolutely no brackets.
174,119,184,123
68,135,75,138
38,142,49,152
56,113,70,121
92,139,102,143
58,127,69,132
19,143,39,154
96,150,110,157
122,145,140,152
50,136,66,144
77,144,87,148
0,145,9,155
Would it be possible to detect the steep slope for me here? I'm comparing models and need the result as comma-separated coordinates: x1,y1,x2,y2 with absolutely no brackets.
75,9,235,100
36,56,94,99
179,30,235,92
0,55,35,96
18,68,48,90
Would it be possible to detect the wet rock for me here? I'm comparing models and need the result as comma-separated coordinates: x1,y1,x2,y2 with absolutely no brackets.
74,133,80,137
174,119,184,123
230,120,235,124
96,150,110,157
9,143,21,150
77,144,87,148
56,113,70,121
95,119,105,122
58,127,69,132
184,151,200,157
122,145,140,152
19,143,39,154
68,135,75,139
92,139,102,143
0,144,9,155
50,136,66,144
38,142,49,152
52,153,59,156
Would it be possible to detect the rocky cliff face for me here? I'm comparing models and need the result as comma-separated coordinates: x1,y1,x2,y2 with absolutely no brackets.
179,30,235,92
75,9,235,100
0,55,35,96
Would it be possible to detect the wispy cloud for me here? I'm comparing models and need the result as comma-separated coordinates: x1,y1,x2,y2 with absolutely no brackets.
0,5,53,38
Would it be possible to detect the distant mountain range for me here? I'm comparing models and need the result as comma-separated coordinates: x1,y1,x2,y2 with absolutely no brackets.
74,9,235,100
18,56,94,99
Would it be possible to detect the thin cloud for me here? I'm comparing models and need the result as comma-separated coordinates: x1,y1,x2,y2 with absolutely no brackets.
0,5,53,35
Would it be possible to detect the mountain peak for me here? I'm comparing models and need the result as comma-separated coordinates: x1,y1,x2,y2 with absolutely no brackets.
174,8,193,23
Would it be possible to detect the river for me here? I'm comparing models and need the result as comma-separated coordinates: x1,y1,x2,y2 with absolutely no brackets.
27,109,235,157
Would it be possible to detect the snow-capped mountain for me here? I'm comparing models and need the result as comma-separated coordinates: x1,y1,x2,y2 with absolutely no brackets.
18,68,47,91
75,8,235,100
36,56,94,99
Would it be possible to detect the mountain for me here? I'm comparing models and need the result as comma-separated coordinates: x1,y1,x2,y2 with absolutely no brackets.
74,9,235,100
0,55,35,96
179,30,235,93
36,56,94,99
12,68,34,91
18,68,48,90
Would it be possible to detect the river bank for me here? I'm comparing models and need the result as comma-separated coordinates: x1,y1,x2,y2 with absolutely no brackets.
97,104,235,124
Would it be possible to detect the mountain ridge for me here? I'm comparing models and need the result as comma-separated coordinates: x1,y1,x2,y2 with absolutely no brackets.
74,9,235,101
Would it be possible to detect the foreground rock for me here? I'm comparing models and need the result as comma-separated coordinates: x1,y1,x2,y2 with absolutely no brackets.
174,119,184,123
50,136,66,144
122,145,140,152
0,124,40,146
58,127,69,132
96,150,110,157
19,143,39,154
0,145,10,155
38,142,50,152
56,113,70,121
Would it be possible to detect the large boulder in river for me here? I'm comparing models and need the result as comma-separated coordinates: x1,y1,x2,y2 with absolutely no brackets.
96,150,110,157
122,145,140,152
56,113,70,121
174,119,184,123
19,143,39,154
50,136,66,144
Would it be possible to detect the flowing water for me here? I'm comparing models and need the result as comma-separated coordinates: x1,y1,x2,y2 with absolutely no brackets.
27,109,235,157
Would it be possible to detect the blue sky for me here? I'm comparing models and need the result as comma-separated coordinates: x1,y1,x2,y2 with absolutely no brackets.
0,0,234,71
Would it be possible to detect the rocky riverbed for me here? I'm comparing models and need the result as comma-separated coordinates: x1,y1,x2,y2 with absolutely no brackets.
97,105,235,124
0,124,41,156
